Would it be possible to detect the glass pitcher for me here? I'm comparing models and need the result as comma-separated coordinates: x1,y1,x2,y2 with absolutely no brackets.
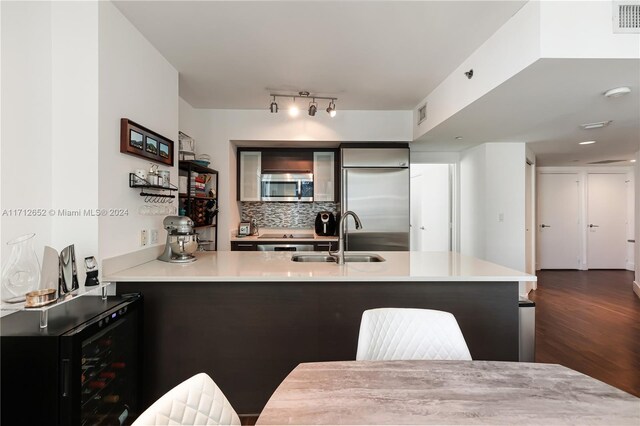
1,233,41,302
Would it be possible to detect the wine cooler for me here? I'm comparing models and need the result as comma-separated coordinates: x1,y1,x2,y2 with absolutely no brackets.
1,293,143,426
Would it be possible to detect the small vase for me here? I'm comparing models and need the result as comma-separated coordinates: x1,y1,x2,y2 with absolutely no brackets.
2,233,41,302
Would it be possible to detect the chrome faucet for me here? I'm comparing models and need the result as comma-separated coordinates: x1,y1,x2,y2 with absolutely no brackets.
330,211,363,264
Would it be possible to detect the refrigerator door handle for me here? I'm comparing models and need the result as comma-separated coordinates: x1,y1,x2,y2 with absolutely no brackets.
342,169,347,212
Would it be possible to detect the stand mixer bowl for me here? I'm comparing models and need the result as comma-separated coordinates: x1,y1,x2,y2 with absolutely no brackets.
168,233,198,257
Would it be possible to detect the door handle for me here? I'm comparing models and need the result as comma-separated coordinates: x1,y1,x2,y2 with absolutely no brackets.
589,224,599,228
540,224,551,228
420,226,425,230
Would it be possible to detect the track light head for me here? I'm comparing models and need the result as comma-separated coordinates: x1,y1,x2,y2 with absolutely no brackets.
308,100,318,116
326,100,337,118
269,96,278,113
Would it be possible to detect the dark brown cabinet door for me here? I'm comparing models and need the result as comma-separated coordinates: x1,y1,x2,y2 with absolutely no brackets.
314,241,338,251
231,242,257,251
261,150,313,173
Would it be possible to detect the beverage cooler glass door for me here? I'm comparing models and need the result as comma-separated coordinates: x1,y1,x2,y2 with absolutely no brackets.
60,296,142,426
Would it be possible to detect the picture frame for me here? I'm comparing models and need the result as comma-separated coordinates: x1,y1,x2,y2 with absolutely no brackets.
120,118,174,166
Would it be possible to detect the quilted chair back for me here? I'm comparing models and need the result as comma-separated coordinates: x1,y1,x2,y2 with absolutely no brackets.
356,308,472,361
132,373,241,426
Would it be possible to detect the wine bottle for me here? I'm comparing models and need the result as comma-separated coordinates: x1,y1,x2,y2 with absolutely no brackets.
87,379,108,389
99,371,116,380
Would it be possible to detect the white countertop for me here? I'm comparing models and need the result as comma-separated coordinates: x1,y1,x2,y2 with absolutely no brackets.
104,251,536,283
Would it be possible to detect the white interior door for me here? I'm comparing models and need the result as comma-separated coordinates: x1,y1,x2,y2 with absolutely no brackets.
587,173,627,269
537,173,580,269
409,164,450,251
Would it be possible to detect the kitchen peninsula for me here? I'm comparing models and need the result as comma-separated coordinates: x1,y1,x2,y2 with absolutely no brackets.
107,251,535,414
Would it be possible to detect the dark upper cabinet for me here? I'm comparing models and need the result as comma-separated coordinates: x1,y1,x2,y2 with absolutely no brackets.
261,150,313,174
237,148,339,202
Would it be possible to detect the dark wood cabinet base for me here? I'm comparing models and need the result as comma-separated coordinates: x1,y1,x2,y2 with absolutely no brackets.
118,280,518,414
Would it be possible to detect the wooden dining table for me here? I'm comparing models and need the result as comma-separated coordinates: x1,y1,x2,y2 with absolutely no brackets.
256,360,639,425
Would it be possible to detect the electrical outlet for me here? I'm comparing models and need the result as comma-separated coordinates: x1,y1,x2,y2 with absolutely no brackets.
140,229,148,247
150,229,159,244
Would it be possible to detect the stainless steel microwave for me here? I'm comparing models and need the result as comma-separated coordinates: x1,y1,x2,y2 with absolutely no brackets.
261,173,313,202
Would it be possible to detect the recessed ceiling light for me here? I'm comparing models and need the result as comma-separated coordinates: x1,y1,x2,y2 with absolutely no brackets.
631,159,637,163
455,136,463,140
579,140,596,145
580,121,612,130
604,86,631,98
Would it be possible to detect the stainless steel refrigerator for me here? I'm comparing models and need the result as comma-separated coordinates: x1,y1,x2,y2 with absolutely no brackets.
341,147,410,251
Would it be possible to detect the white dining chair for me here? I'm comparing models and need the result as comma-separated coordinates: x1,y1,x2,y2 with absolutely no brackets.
356,308,472,361
132,372,241,426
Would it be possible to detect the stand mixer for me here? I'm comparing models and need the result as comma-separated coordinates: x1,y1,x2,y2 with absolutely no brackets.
158,216,198,263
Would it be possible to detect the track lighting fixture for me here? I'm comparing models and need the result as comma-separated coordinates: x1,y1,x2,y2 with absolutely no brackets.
268,91,337,118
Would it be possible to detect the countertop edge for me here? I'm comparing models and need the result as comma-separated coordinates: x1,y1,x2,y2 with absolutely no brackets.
103,251,537,283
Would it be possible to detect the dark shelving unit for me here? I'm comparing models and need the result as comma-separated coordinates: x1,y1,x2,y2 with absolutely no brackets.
179,160,219,251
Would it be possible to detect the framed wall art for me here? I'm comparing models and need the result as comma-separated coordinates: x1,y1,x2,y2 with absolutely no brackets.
120,118,174,166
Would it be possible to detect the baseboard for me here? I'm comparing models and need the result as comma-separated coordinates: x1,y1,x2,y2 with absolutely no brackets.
634,281,640,300
626,262,635,272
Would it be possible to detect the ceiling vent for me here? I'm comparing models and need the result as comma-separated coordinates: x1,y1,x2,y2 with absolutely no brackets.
613,1,640,33
588,159,626,164
417,103,427,125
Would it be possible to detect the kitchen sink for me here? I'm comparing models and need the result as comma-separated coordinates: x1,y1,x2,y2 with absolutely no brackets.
291,254,385,263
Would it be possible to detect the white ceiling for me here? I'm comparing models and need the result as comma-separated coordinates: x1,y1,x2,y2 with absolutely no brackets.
412,58,640,166
113,2,638,167
113,0,526,110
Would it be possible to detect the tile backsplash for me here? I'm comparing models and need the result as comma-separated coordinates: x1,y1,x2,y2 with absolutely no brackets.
241,202,340,229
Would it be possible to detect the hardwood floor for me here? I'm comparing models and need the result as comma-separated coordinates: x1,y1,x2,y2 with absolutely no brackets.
529,270,640,397
239,415,259,425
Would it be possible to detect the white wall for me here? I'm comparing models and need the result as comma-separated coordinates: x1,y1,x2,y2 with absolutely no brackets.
410,151,460,164
540,0,640,59
2,1,179,283
1,1,53,265
50,1,100,283
178,100,412,250
460,143,527,272
1,1,100,284
98,1,179,260
460,144,487,260
634,151,640,297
